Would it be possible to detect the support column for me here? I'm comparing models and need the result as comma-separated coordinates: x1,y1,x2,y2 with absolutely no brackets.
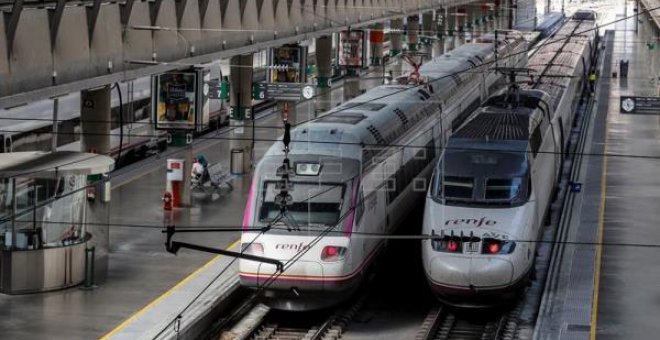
507,0,514,30
446,7,455,52
343,69,361,102
434,9,445,56
467,9,475,43
315,35,333,114
421,12,433,55
407,15,419,51
370,23,384,66
81,85,111,155
51,98,59,152
390,18,403,56
229,54,254,175
422,11,434,38
455,8,464,48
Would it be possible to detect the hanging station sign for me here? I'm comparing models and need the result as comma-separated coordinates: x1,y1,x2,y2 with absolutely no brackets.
620,96,660,114
152,68,210,131
254,44,311,101
338,30,366,68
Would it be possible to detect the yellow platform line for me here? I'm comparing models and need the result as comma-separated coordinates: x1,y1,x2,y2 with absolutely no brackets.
100,239,240,340
590,107,610,340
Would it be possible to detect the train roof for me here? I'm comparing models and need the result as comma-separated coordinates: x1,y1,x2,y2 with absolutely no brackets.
452,110,530,141
448,89,547,152
445,138,529,155
264,41,504,160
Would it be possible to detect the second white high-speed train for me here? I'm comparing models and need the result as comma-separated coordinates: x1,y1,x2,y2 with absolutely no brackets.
421,10,597,307
239,31,528,310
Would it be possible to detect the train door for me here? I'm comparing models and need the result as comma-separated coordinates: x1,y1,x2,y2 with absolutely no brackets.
556,117,565,183
479,72,488,102
2,135,12,153
360,161,387,259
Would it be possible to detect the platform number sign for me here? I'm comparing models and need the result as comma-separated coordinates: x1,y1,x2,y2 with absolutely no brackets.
252,83,267,100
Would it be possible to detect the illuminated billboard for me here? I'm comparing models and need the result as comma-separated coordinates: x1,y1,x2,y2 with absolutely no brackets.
269,45,307,84
152,69,209,131
338,30,366,68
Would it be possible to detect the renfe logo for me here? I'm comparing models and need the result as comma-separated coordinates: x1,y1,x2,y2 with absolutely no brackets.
275,243,310,251
445,217,496,227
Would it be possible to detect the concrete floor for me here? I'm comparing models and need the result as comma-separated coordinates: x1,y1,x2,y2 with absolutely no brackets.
595,7,660,340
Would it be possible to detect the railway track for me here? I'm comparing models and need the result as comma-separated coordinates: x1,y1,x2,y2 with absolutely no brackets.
416,305,519,340
220,295,367,340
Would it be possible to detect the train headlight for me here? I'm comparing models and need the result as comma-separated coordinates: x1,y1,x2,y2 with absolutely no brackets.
296,162,321,176
321,246,347,262
482,239,516,255
243,242,264,255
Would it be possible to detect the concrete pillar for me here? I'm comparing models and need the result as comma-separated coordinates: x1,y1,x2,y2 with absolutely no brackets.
315,35,333,114
80,85,111,155
407,15,420,51
390,18,403,56
434,9,445,56
370,23,384,66
472,8,482,41
229,54,254,174
446,7,456,51
455,8,464,47
343,69,361,102
422,11,434,38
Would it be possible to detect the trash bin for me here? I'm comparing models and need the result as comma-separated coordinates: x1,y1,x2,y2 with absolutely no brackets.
620,60,629,78
230,149,245,175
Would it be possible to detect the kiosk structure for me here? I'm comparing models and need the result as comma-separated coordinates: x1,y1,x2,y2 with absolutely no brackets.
0,151,114,294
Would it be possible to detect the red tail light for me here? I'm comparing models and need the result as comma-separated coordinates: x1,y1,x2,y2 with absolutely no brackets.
487,242,501,254
482,239,516,255
321,246,347,262
431,237,463,253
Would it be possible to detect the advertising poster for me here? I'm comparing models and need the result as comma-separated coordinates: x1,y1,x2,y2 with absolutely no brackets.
338,30,365,67
200,69,211,131
269,45,304,83
153,71,198,130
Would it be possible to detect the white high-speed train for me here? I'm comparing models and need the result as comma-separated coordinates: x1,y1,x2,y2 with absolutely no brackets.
421,10,597,307
239,31,528,310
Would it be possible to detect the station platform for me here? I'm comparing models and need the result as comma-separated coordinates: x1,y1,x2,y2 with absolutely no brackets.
536,3,660,339
0,64,404,339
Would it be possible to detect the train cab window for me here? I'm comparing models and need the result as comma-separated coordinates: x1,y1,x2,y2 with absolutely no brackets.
485,178,525,201
258,181,347,228
440,176,474,200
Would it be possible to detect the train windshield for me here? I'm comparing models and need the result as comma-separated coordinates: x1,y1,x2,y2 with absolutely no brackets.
258,181,347,229
432,150,530,206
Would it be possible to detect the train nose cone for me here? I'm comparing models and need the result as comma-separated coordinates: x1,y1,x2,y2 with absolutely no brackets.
429,256,472,286
257,261,325,291
428,256,514,288
469,257,514,287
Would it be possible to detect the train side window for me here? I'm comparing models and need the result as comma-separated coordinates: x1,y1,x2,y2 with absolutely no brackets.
531,126,542,157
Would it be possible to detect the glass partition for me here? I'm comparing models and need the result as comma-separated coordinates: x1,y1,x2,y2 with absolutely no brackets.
0,174,88,250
